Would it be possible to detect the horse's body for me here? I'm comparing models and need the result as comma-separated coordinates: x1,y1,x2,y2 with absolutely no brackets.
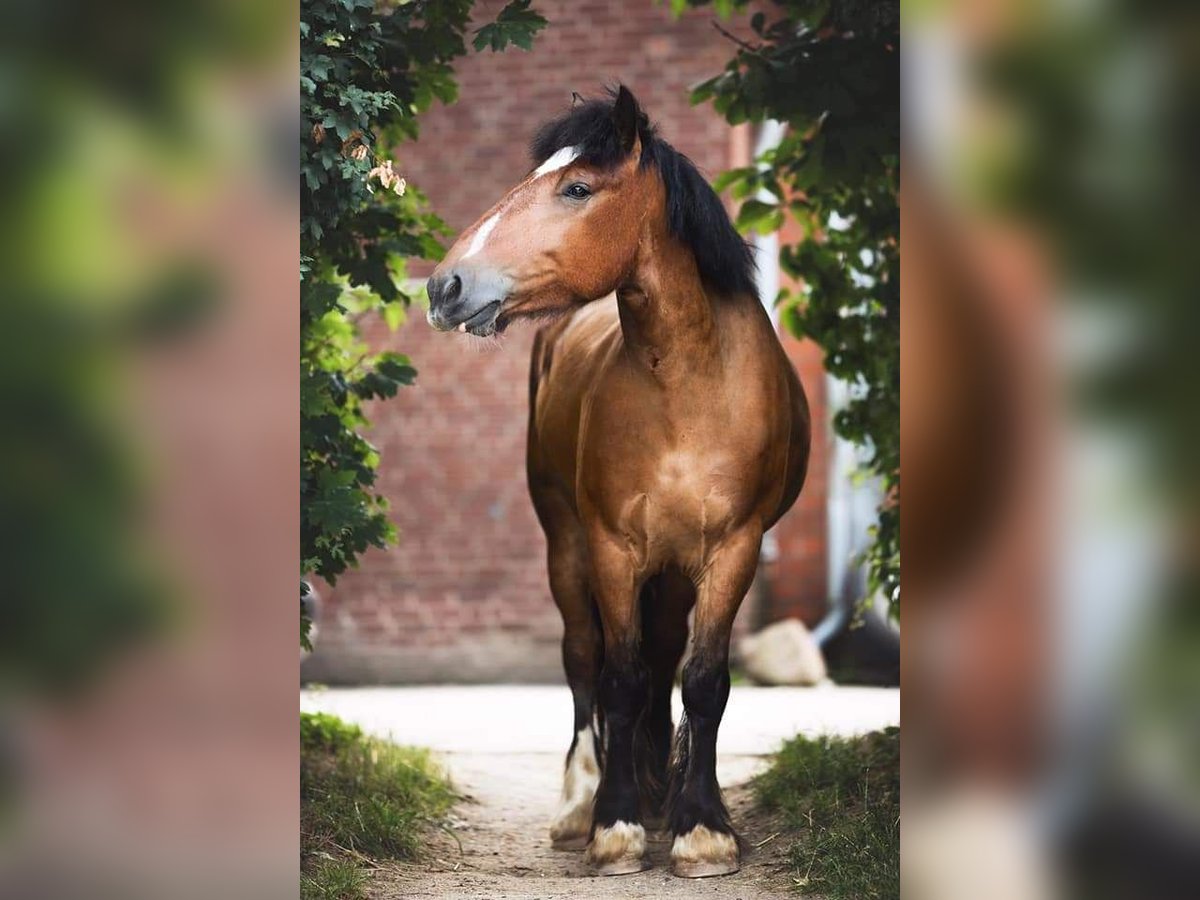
426,87,810,878
529,293,808,562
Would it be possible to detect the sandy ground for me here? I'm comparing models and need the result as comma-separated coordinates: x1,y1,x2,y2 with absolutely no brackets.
301,685,900,899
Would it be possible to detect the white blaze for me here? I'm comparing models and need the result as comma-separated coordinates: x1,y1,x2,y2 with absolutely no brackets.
459,145,580,262
534,144,581,177
461,211,501,260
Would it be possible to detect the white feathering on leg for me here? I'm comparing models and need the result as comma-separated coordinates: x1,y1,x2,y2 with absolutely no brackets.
587,821,646,865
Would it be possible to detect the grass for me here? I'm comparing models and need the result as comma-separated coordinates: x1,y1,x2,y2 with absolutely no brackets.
301,711,457,900
301,859,369,900
754,727,899,900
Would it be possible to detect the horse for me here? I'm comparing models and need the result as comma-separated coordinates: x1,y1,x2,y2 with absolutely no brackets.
426,86,810,878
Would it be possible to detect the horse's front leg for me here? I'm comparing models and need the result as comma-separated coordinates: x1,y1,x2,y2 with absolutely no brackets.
547,528,603,851
667,527,761,878
584,531,651,876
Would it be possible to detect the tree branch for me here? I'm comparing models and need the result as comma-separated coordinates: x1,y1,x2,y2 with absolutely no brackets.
710,20,759,54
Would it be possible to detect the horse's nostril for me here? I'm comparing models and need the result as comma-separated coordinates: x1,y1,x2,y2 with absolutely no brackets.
428,272,462,310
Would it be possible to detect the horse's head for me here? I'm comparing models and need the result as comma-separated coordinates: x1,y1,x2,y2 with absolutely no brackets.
426,86,659,337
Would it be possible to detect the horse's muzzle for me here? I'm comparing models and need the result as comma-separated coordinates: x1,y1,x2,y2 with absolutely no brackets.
426,267,511,337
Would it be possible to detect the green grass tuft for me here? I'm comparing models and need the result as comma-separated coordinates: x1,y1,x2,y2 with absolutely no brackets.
301,859,369,900
755,727,899,899
301,712,456,900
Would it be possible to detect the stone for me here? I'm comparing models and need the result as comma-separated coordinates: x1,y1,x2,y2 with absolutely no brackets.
738,619,827,686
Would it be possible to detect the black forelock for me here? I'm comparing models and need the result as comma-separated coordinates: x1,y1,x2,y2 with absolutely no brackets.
528,89,757,299
530,94,651,173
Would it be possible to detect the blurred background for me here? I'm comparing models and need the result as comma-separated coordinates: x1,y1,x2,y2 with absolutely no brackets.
903,0,1199,898
0,0,299,897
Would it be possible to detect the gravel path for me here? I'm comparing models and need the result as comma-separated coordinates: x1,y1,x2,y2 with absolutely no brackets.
301,685,900,899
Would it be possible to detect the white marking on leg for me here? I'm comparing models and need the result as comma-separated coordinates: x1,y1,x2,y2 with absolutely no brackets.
461,211,501,260
670,824,738,864
533,144,581,177
561,727,599,807
587,820,647,866
550,726,599,844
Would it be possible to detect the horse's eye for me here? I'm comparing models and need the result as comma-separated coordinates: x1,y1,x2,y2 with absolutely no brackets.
564,183,591,200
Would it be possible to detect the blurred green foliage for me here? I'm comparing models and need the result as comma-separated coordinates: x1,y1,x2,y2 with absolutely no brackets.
979,4,1200,844
684,0,900,613
980,10,1194,499
0,300,167,696
300,0,545,647
0,0,274,695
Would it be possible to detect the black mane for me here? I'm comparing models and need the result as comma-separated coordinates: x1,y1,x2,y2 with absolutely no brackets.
529,90,757,299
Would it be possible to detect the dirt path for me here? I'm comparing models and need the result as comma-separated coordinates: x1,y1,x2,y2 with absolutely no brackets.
302,686,900,899
374,752,797,899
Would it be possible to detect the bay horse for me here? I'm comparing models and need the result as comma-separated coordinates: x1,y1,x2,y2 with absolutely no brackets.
426,87,810,878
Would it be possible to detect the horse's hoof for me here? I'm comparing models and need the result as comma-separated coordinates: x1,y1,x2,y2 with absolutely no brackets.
550,833,589,851
670,824,740,878
595,856,651,876
549,798,595,851
587,821,647,876
672,859,740,878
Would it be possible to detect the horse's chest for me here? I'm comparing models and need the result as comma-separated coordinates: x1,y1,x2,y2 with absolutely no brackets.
579,365,783,568
649,451,739,543
590,441,757,572
646,448,735,513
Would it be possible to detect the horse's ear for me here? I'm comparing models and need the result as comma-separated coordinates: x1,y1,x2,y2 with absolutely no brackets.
612,85,640,156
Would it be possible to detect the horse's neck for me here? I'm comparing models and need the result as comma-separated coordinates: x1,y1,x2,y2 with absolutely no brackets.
615,238,730,378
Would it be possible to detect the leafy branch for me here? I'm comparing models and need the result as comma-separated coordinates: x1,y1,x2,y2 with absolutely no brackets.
300,0,546,646
686,0,900,613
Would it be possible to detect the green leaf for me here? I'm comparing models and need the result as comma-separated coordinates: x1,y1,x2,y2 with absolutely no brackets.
735,198,784,234
712,166,756,194
713,0,736,19
473,0,548,53
383,302,406,331
376,353,418,386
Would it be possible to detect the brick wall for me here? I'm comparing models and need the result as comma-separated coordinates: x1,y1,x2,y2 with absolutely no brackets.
302,0,828,684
